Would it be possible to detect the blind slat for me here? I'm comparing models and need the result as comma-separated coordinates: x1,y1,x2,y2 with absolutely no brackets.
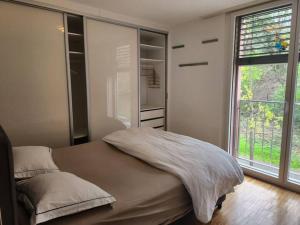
240,27,291,38
241,18,292,30
241,13,291,25
240,32,290,42
241,39,289,47
240,46,289,51
239,51,289,57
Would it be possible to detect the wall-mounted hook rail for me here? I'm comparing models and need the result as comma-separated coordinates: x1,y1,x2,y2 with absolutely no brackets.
172,44,185,49
179,62,208,67
202,38,218,44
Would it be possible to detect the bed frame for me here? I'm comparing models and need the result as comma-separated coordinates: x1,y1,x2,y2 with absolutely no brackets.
0,126,18,225
216,194,226,209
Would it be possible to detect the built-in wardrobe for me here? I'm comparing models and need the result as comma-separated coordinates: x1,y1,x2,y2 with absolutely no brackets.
0,1,168,147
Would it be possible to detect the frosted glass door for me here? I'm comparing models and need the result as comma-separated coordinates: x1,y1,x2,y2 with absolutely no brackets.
0,2,69,147
86,19,138,140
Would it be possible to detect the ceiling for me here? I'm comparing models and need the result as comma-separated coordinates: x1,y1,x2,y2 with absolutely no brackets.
69,0,267,26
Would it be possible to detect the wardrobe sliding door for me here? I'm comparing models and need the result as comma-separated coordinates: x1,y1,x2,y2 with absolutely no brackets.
86,19,138,140
0,2,70,147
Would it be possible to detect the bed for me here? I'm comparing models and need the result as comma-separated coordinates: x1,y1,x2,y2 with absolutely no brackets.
0,126,231,225
17,141,194,225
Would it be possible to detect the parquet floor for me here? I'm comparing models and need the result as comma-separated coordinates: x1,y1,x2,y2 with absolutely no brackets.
172,176,300,225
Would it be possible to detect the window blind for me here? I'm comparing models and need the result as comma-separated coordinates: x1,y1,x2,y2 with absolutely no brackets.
237,5,292,62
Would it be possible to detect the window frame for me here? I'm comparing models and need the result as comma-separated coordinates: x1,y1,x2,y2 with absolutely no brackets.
227,0,300,193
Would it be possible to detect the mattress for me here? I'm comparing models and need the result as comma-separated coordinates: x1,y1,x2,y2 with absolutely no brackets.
17,141,192,225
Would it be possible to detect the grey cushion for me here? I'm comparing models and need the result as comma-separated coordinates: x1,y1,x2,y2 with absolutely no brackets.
17,172,116,224
13,146,59,179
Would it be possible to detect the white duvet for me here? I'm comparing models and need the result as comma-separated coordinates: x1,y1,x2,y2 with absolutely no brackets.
103,127,244,223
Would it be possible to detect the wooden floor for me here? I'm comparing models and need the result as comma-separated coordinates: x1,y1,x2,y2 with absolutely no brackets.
172,176,300,225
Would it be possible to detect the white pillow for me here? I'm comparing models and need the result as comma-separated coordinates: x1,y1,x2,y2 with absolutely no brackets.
13,146,59,179
17,172,116,225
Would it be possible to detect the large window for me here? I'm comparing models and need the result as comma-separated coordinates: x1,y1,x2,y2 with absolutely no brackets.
232,4,300,186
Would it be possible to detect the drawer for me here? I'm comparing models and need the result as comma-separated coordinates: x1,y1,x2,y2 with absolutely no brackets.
141,109,164,120
141,118,164,128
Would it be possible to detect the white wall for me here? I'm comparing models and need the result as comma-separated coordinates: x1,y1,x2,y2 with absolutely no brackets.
169,14,231,149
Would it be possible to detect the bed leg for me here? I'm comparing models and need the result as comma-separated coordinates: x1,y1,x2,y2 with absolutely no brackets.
216,195,226,210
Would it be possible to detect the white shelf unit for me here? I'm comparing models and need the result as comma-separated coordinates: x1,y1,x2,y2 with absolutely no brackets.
140,105,165,111
68,32,83,37
140,43,164,50
69,51,84,55
140,58,165,63
139,30,167,130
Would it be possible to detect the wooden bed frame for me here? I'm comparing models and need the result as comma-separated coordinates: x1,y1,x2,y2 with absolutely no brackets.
0,126,226,225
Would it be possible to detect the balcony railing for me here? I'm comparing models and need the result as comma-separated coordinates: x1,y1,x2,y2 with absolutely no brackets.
237,99,300,180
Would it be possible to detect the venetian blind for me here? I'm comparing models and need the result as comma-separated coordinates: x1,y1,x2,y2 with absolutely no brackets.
237,5,292,62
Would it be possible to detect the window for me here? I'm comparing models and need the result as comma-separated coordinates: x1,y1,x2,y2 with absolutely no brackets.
232,5,294,177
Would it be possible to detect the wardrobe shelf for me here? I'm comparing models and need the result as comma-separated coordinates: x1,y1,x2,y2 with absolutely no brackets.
140,58,164,63
73,130,88,139
140,43,164,50
68,32,83,36
141,105,165,111
69,51,84,55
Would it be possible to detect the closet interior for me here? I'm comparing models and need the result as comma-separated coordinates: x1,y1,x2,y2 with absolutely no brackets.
65,14,89,145
139,30,167,130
